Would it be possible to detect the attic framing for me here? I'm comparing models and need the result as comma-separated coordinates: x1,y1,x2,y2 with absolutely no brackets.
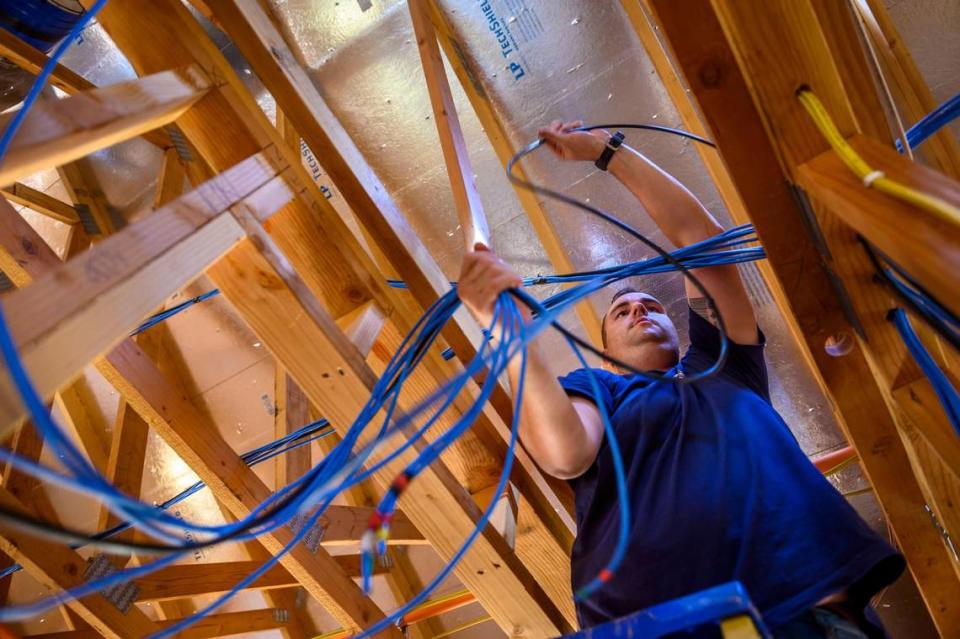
0,1,957,638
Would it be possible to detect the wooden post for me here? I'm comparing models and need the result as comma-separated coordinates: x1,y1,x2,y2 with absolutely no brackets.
408,0,490,250
424,0,605,347
644,0,960,632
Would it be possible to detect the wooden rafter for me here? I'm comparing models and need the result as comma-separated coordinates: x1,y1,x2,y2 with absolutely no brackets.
408,0,490,250
5,1,955,637
100,336,398,635
0,151,289,435
200,0,576,568
0,486,157,638
1,183,79,226
0,27,170,150
0,67,210,187
645,0,960,634
134,558,387,604
422,0,605,346
85,1,574,635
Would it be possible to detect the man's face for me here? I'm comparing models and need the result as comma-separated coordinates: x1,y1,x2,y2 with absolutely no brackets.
602,291,680,370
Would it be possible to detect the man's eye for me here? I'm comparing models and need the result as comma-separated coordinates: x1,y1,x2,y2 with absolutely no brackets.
617,310,627,318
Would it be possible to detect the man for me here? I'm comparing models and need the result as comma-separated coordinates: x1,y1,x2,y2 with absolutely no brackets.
457,121,904,637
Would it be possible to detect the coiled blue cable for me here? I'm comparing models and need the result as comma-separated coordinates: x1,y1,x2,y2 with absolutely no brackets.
890,309,960,437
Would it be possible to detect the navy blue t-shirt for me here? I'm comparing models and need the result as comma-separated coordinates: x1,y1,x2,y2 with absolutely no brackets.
558,308,903,629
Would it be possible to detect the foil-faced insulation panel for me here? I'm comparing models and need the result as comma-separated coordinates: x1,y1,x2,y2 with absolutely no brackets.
268,0,846,459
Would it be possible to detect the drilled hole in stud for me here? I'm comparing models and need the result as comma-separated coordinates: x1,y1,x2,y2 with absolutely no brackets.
825,332,855,357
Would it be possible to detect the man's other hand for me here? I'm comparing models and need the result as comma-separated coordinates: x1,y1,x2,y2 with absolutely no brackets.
458,243,524,329
538,119,607,162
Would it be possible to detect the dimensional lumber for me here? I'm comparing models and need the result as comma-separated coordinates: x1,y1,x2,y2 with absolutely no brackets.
0,67,209,187
90,1,574,634
797,135,960,320
0,26,174,152
408,0,490,250
0,151,293,435
0,487,157,638
424,0,605,346
203,0,575,560
100,337,398,635
134,558,387,603
1,182,79,225
646,0,960,633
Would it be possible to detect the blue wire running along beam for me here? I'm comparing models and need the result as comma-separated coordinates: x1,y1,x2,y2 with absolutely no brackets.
889,309,960,438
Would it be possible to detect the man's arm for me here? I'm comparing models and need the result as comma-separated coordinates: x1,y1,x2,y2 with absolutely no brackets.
540,121,759,345
458,245,603,479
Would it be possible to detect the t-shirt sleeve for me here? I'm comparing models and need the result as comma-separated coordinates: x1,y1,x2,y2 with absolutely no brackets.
684,306,770,401
557,367,616,413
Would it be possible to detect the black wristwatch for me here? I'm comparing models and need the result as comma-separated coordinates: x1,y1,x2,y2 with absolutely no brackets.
595,131,625,171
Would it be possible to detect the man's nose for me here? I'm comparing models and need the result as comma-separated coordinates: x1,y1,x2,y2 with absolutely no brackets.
632,302,648,317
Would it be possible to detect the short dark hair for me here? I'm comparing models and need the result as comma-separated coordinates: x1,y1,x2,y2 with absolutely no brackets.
600,286,641,348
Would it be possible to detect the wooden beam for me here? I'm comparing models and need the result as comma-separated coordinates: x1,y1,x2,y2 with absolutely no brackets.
797,135,960,320
0,488,157,638
0,197,64,288
619,0,835,413
0,197,111,470
99,338,396,635
316,505,425,547
1,183,79,225
408,0,489,249
91,2,573,633
53,383,110,473
855,0,960,180
56,160,120,238
424,0,603,346
204,233,571,637
200,0,576,567
154,147,188,210
274,366,311,490
0,66,210,187
0,28,94,95
0,151,292,436
97,400,149,533
156,609,288,639
0,27,170,150
134,557,385,603
2,420,59,523
646,0,960,633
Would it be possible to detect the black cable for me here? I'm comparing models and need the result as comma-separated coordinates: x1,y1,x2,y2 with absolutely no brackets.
507,123,731,382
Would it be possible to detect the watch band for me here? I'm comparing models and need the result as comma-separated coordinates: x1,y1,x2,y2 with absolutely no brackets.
595,131,625,171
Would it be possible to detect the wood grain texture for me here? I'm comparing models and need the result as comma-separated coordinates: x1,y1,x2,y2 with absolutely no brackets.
0,152,293,435
0,487,158,638
0,66,209,187
99,339,396,635
648,0,960,632
1,183,79,225
425,0,604,346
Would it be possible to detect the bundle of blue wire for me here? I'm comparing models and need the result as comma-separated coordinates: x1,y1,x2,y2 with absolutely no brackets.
890,309,960,436
877,255,960,352
0,2,768,636
0,417,334,582
895,89,960,153
0,228,763,634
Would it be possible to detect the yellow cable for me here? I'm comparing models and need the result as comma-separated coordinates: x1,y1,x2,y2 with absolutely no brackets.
796,90,960,228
